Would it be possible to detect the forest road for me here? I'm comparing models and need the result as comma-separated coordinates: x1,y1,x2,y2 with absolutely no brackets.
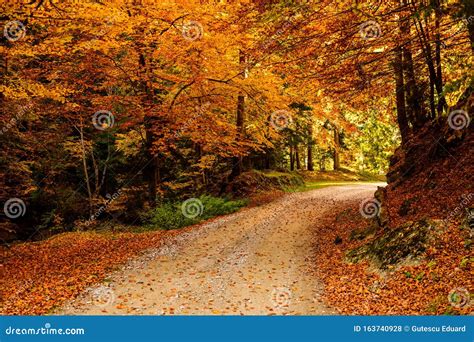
60,183,383,315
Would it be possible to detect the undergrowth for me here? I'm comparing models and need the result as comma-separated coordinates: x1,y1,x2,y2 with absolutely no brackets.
143,195,247,230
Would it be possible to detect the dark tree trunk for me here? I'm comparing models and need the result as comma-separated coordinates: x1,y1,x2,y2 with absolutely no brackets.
139,52,159,207
307,124,314,171
403,42,425,127
229,50,247,181
320,155,326,171
333,127,340,170
295,144,301,170
413,13,446,118
400,5,426,127
393,45,410,145
143,130,158,207
434,0,446,116
290,146,295,171
264,152,271,169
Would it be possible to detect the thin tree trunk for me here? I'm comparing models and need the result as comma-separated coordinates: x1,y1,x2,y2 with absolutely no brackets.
143,127,158,206
400,2,426,127
307,146,314,171
264,151,271,169
429,76,436,120
139,52,159,207
333,127,340,170
91,150,100,196
434,0,446,116
307,124,314,171
78,121,93,216
290,146,295,171
295,144,301,170
413,14,446,117
393,45,410,144
320,154,326,171
229,50,247,180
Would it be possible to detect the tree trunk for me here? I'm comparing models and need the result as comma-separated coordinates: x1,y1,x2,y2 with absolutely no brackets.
307,124,314,171
434,0,446,116
143,126,158,207
393,45,410,145
78,121,93,216
333,127,340,170
399,0,427,128
139,52,159,207
290,145,295,171
413,14,446,117
320,155,326,171
295,144,301,170
229,50,247,180
264,152,271,169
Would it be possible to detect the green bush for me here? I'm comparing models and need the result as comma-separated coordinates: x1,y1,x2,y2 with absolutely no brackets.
145,195,247,230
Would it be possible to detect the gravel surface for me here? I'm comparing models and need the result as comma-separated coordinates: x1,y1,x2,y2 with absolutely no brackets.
59,184,382,315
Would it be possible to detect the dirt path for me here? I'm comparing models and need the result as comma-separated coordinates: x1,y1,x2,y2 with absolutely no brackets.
59,184,383,315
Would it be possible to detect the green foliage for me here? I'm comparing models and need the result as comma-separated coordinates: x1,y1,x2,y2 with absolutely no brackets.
345,109,400,174
144,195,247,230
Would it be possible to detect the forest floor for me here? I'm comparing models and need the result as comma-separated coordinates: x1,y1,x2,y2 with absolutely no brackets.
57,184,381,315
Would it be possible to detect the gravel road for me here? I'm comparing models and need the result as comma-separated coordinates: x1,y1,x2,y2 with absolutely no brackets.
60,184,382,315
